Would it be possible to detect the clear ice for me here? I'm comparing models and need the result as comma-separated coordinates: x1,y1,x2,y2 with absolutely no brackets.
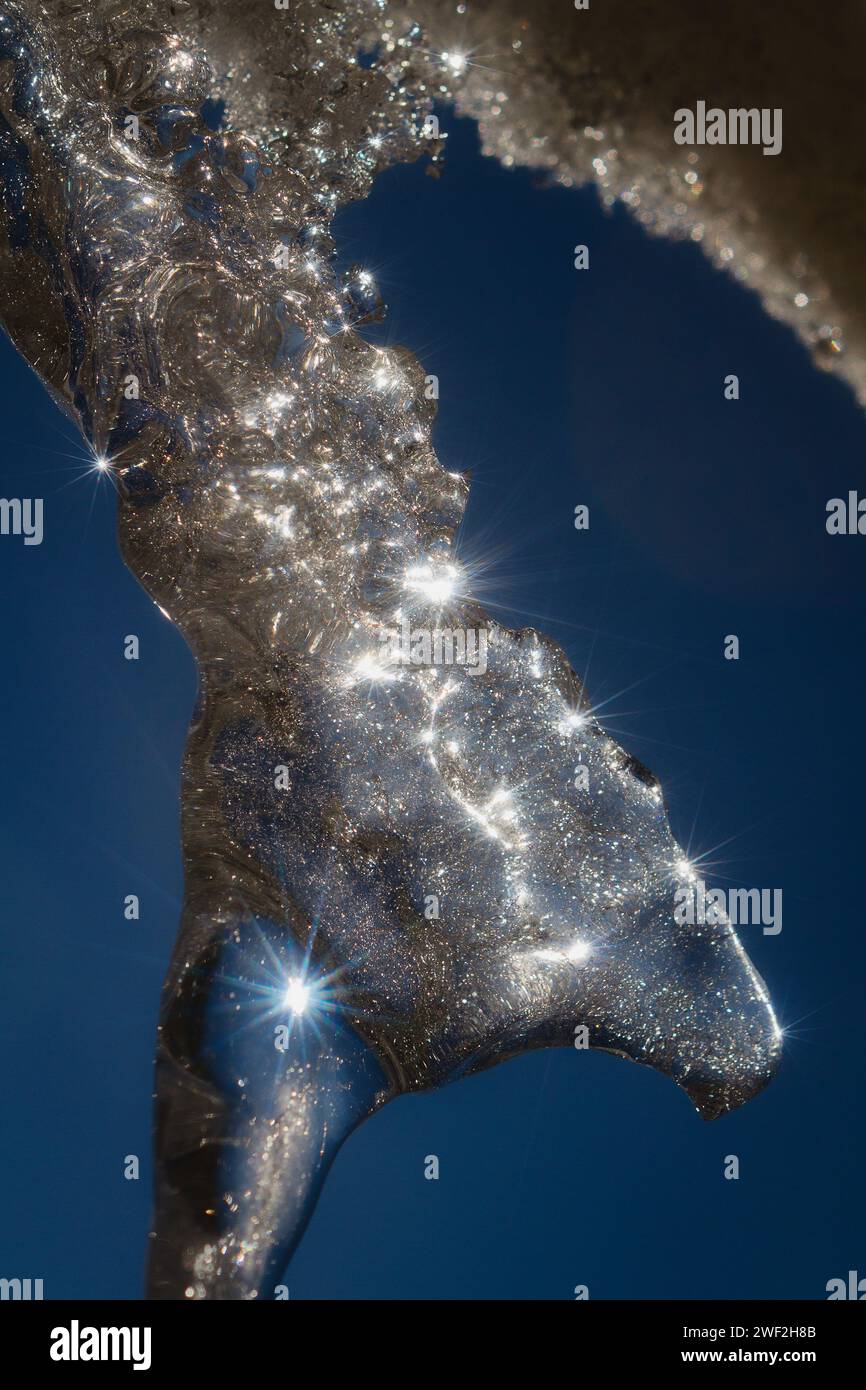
0,0,789,1298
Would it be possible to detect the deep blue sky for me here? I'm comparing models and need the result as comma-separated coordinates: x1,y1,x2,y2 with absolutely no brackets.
1,115,864,1299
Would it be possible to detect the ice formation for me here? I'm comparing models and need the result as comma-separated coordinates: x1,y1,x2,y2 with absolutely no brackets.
0,0,797,1298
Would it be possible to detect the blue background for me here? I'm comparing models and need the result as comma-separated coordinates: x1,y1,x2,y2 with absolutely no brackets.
1,116,864,1299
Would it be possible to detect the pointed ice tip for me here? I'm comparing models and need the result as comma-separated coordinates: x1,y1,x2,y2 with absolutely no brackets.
682,1039,783,1121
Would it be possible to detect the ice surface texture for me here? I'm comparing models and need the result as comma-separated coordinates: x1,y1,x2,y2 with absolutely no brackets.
0,1,793,1299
